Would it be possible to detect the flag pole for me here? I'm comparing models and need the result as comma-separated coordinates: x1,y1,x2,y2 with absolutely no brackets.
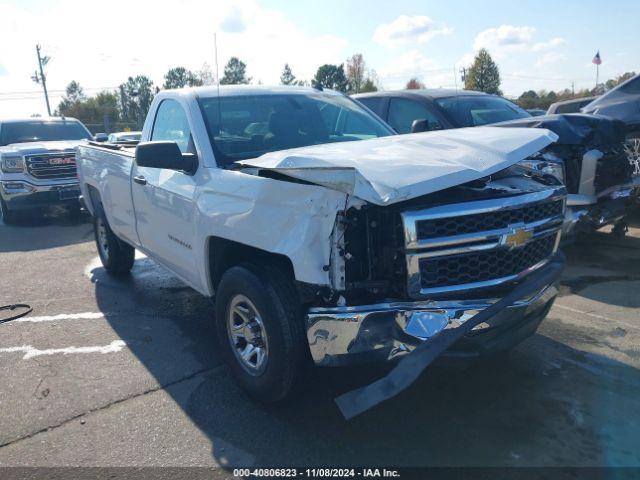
595,49,600,90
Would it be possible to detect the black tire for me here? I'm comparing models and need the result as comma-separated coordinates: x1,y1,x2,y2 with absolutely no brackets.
215,264,307,402
93,207,135,274
68,202,84,220
0,197,17,225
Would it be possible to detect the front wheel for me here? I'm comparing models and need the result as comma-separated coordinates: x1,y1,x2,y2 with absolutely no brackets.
215,265,308,402
93,208,135,274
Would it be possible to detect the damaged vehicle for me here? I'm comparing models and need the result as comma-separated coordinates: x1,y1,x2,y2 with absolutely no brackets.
76,86,566,403
354,89,639,239
582,73,640,177
494,114,638,238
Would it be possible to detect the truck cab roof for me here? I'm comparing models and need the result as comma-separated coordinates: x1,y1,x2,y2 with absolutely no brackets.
162,84,344,99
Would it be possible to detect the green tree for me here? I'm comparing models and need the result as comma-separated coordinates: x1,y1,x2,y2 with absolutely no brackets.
313,64,348,92
220,57,251,85
517,90,539,109
465,48,501,95
346,53,366,93
119,75,155,128
280,63,297,85
163,67,203,89
56,90,121,133
57,81,86,114
605,71,636,91
360,78,378,93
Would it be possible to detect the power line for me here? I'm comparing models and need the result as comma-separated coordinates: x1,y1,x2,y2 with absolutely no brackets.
0,85,120,97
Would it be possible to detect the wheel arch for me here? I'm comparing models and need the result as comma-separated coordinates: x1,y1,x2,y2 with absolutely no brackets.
205,236,296,295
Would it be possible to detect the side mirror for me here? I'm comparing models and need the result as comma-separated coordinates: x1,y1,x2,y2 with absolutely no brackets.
94,133,108,142
411,119,429,133
135,141,197,174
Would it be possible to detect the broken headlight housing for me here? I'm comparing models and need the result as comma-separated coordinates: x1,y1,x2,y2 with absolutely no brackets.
519,157,565,184
0,155,25,173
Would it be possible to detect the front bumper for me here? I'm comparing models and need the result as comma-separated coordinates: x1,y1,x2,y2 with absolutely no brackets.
562,177,640,237
0,180,80,210
307,258,562,367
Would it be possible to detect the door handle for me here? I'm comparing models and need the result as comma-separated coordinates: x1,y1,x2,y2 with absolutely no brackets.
133,175,147,186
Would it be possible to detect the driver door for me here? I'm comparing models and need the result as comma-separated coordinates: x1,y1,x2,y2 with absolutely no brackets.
131,99,200,287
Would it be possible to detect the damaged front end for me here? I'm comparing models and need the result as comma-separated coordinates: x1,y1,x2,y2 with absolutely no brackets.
237,126,565,369
307,169,565,367
496,113,640,239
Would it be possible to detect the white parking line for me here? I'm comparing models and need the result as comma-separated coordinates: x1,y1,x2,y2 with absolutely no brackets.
13,312,105,323
0,340,126,359
553,303,614,322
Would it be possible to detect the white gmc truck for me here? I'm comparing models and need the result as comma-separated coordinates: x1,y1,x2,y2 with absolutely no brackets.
76,86,566,403
0,117,93,223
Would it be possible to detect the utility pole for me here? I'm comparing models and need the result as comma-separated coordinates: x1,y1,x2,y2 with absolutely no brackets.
32,44,51,116
119,85,127,120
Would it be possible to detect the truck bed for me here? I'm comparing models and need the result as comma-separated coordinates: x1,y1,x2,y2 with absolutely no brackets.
84,141,136,156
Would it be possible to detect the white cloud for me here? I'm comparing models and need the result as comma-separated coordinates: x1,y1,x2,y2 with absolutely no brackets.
532,37,565,52
474,25,536,52
535,51,567,67
373,15,452,47
0,0,348,117
471,26,567,64
378,50,454,89
219,6,247,33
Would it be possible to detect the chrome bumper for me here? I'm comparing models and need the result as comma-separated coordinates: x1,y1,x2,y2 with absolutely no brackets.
307,281,559,367
1,180,79,197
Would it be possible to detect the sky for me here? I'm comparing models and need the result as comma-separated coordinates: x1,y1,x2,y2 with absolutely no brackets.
0,0,638,118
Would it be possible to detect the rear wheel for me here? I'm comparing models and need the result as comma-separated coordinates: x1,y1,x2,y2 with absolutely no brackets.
93,208,135,274
0,197,17,225
215,265,307,402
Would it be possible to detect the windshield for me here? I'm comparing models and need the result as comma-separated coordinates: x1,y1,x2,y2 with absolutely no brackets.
0,120,92,146
198,92,393,165
436,95,531,127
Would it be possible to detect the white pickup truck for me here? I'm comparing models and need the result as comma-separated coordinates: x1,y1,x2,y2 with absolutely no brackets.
0,117,93,223
76,86,566,403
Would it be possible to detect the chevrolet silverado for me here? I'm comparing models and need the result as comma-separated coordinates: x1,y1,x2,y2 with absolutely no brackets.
76,86,566,403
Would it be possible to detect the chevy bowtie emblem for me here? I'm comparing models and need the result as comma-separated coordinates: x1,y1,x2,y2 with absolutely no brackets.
503,227,533,249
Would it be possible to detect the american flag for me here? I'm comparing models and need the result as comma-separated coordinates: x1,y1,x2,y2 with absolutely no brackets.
592,51,602,65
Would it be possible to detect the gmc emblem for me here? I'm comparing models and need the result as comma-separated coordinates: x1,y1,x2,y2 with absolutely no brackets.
48,157,75,165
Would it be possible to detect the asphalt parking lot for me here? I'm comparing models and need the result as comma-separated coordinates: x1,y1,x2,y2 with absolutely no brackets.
0,208,639,468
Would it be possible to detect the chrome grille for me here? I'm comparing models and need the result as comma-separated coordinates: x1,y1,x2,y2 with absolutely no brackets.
416,200,563,240
25,152,77,180
419,234,556,289
402,188,565,298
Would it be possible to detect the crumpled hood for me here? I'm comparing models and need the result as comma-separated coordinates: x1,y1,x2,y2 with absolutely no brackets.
238,126,558,206
493,113,626,147
0,140,85,156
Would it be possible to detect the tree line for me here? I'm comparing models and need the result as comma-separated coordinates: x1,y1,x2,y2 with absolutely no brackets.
56,53,379,132
56,48,636,132
515,71,636,110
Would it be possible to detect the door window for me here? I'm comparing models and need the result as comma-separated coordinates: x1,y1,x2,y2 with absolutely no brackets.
388,98,442,134
151,99,195,153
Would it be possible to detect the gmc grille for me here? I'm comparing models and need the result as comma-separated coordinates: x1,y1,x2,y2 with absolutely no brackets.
25,153,77,180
